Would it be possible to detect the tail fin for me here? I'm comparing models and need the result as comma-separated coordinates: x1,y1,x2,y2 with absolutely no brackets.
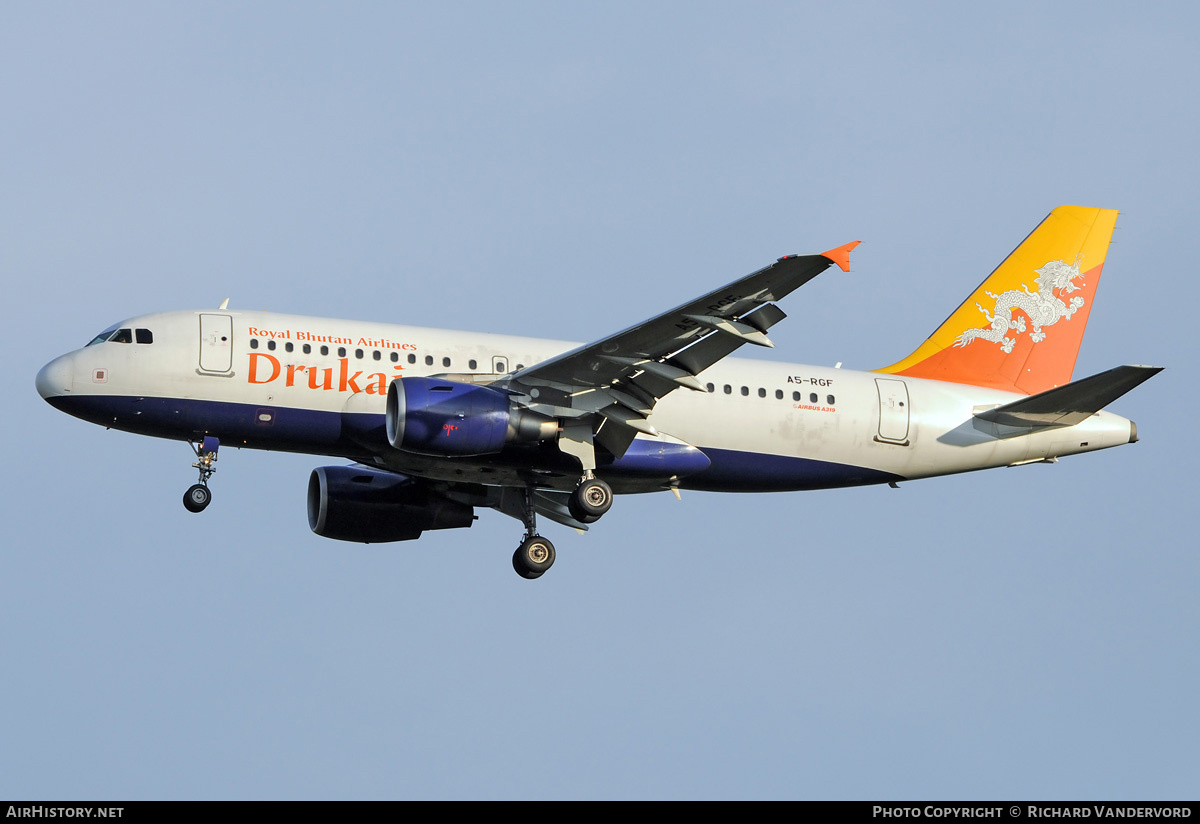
876,206,1119,395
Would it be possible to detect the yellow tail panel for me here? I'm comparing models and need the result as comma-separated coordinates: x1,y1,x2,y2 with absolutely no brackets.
876,206,1119,395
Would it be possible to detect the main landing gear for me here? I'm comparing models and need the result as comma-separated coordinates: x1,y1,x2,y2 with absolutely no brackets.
513,534,556,580
183,436,219,513
568,474,613,524
510,475,614,580
511,484,556,580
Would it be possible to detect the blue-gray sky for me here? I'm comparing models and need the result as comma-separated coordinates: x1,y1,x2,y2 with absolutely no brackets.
3,1,1196,799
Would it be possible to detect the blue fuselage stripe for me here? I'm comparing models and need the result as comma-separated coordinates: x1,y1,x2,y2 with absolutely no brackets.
47,393,901,492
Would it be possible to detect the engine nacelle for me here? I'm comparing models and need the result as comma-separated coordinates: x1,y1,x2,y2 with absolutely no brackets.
307,465,474,543
386,376,557,456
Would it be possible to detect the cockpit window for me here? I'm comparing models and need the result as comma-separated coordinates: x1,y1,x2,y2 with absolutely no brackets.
86,324,120,347
85,325,145,346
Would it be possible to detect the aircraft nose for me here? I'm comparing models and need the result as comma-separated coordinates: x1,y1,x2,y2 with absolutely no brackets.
36,354,74,401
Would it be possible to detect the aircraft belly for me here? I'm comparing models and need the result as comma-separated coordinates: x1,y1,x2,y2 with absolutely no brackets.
375,446,674,494
682,448,903,492
50,393,352,456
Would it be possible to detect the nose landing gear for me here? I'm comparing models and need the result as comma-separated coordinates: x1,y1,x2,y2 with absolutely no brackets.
183,436,219,513
183,483,211,512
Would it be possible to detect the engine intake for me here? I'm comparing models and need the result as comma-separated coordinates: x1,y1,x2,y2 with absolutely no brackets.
307,465,474,543
386,377,557,456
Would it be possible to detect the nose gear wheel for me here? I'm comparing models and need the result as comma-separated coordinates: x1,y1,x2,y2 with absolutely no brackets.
183,436,219,513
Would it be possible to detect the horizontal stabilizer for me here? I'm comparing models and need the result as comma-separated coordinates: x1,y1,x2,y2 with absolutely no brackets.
974,365,1162,427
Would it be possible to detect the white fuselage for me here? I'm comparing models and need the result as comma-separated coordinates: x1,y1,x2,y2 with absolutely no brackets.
36,309,1137,494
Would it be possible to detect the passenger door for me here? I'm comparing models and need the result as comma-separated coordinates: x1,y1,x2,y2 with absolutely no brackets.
874,378,910,445
198,314,233,373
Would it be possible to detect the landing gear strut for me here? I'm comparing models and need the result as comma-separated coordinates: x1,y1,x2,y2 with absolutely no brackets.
183,436,219,513
558,424,614,524
511,485,556,580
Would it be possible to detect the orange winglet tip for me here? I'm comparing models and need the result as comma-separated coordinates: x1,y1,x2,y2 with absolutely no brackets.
822,240,861,272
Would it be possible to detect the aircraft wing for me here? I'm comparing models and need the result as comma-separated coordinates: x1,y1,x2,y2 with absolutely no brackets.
502,243,858,454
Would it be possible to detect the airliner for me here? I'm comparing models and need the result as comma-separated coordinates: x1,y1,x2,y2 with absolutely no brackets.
36,206,1160,578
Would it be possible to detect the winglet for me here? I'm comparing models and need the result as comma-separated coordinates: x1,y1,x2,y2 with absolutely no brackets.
821,240,861,272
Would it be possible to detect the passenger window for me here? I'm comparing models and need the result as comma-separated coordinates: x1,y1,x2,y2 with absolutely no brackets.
135,328,153,344
827,395,836,405
758,388,766,398
355,349,363,359
810,393,818,403
469,359,478,370
775,389,783,399
267,340,276,351
373,350,381,361
338,347,346,357
723,384,732,394
740,386,749,396
408,354,416,364
390,352,398,362
425,355,433,366
250,339,259,350
442,357,451,368
111,328,132,344
792,391,801,401
706,383,715,393
516,364,524,370
320,345,329,356
303,344,311,354
285,342,293,353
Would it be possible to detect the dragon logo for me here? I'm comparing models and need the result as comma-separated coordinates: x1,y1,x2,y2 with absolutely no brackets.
954,256,1086,353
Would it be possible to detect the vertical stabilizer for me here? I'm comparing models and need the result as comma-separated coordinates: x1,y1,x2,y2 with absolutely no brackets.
876,206,1118,395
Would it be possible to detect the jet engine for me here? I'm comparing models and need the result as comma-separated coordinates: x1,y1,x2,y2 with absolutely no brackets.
386,376,557,456
307,465,474,543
